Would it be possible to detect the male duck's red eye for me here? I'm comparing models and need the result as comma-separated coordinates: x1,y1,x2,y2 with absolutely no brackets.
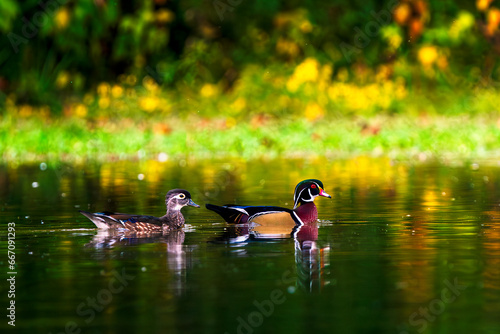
311,184,317,188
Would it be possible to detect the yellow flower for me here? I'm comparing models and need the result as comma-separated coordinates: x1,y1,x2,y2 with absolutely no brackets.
139,96,159,112
394,3,411,25
375,65,392,82
449,11,475,40
304,103,325,121
295,58,319,82
477,0,494,11
156,9,175,24
55,8,70,30
286,58,320,92
98,97,110,109
200,84,218,98
389,34,403,50
97,83,110,96
300,20,313,33
74,104,88,117
274,12,294,28
418,46,438,67
286,77,300,92
231,97,246,112
487,8,500,35
56,71,70,89
111,85,123,98
143,76,159,92
18,105,33,117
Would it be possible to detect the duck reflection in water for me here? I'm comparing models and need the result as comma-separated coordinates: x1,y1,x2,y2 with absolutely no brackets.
85,229,196,295
208,179,332,291
212,219,331,292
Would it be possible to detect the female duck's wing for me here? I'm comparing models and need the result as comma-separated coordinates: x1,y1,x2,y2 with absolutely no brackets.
79,211,161,230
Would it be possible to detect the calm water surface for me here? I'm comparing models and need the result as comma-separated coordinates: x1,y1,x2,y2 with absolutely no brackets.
1,158,499,334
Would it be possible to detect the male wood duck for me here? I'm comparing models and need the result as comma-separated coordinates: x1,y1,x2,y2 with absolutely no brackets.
79,189,199,232
206,179,331,225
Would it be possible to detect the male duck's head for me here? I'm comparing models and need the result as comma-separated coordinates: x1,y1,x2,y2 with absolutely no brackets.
165,189,200,212
293,179,331,209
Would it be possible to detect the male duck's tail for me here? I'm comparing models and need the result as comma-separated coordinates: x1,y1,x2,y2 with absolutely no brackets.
205,204,249,224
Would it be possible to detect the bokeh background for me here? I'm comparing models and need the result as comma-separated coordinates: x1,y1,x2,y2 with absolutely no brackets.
1,0,500,161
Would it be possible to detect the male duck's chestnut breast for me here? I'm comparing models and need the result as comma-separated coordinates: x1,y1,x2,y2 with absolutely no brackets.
294,203,318,223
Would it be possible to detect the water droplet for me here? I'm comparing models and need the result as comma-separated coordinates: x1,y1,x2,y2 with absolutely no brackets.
32,182,39,188
40,162,47,171
287,286,296,294
138,173,145,181
141,267,147,272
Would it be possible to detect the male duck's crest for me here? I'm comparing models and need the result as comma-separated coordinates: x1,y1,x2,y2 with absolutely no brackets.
206,179,331,225
293,179,331,209
80,189,199,232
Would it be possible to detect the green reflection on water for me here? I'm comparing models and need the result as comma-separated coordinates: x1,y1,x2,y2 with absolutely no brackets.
1,158,499,334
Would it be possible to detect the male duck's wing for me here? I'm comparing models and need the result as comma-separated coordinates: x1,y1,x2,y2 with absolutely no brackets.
206,204,297,224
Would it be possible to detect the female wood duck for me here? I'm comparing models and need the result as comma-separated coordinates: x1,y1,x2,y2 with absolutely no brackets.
206,179,331,225
79,189,199,232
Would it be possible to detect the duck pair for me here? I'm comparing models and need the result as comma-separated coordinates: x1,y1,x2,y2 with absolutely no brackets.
80,179,331,233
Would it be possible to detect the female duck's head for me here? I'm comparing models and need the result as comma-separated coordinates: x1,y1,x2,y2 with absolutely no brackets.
165,189,200,213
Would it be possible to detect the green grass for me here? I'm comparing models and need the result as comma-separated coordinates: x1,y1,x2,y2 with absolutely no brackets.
2,113,500,163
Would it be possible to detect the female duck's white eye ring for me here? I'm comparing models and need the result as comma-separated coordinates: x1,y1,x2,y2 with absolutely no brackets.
178,194,186,199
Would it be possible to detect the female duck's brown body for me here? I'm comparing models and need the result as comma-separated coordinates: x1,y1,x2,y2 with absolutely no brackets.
80,189,199,232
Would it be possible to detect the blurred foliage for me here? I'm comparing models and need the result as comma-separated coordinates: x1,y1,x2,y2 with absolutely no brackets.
1,0,500,119
2,113,500,162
